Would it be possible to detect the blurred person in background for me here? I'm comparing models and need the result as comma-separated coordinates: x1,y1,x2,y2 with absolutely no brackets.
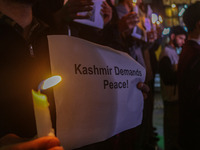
115,0,163,150
159,25,187,150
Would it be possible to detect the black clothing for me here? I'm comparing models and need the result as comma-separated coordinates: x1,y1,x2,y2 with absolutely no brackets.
33,0,64,25
33,0,130,54
178,40,200,150
159,57,177,85
0,13,55,138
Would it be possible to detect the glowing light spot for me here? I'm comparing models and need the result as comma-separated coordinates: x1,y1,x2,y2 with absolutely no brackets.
39,75,62,90
132,0,137,3
184,26,188,32
178,8,185,16
162,28,170,35
184,5,188,9
151,13,158,24
156,21,161,25
159,15,163,23
171,4,176,8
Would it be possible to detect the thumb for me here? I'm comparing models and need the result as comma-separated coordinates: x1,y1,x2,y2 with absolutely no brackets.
48,146,64,150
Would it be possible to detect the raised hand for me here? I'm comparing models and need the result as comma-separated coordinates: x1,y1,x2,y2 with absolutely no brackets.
100,1,112,26
53,0,94,25
118,11,139,36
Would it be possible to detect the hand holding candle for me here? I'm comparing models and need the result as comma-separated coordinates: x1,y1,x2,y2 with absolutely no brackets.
132,0,138,13
32,75,62,138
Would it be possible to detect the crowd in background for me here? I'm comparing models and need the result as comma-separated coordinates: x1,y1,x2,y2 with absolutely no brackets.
0,0,200,150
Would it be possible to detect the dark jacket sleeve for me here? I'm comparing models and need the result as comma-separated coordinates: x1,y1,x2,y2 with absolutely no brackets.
99,23,129,53
159,56,177,85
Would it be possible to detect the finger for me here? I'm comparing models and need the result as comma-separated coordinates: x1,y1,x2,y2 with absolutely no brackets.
71,14,91,19
101,3,111,10
67,0,93,4
101,1,106,7
128,11,138,16
69,0,94,7
126,17,139,25
102,1,109,5
143,93,148,100
100,9,111,15
128,15,139,21
101,6,112,11
48,146,64,150
68,6,93,13
17,136,61,150
137,82,150,93
101,5,107,9
101,2,109,8
127,13,139,20
0,134,26,146
64,0,94,13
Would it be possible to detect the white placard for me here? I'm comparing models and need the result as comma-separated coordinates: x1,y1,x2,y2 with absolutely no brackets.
74,0,104,29
47,35,146,150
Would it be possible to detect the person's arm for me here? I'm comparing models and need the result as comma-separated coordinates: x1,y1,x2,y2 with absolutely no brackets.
118,12,139,37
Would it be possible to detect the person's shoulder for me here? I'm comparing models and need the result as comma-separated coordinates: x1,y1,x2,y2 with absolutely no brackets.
184,40,200,55
159,45,174,61
164,45,174,51
186,40,200,48
162,46,171,55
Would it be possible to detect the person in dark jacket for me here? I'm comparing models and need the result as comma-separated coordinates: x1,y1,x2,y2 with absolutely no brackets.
159,25,187,150
0,0,63,149
178,2,200,150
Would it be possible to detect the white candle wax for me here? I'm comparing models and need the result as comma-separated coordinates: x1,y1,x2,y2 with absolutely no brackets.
32,90,54,137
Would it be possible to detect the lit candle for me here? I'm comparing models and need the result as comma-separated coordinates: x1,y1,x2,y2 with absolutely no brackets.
32,75,62,137
158,15,163,24
132,0,138,13
151,13,158,31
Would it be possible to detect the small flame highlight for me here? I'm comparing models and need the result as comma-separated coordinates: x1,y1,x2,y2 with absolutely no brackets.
158,15,163,23
171,4,176,8
156,21,161,25
132,0,137,4
151,13,158,24
40,75,62,90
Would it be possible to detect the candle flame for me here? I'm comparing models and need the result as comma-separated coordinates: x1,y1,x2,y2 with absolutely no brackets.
158,15,163,23
171,4,176,8
132,0,137,4
151,13,158,24
156,21,161,25
39,75,62,90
